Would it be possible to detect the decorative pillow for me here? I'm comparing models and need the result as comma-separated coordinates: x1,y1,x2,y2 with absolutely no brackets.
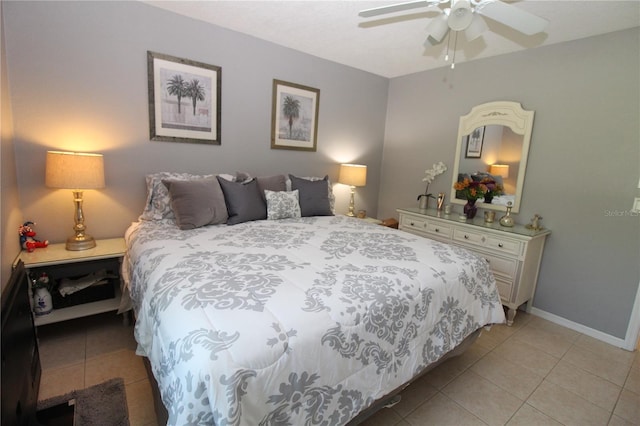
265,190,301,220
140,172,215,221
162,178,228,230
216,177,267,225
286,175,336,213
235,171,252,183
289,174,333,217
256,175,287,201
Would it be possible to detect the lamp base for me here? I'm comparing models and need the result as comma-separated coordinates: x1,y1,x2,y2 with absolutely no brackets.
347,186,356,217
65,234,97,251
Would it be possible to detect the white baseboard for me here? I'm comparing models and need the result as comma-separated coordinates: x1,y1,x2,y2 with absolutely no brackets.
529,307,630,351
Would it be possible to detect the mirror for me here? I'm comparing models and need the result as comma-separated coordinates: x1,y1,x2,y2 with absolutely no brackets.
451,101,534,213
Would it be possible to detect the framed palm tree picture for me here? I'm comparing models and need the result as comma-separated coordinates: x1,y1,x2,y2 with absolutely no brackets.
147,51,221,144
271,79,319,151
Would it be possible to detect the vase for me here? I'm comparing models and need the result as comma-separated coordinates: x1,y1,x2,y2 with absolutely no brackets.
484,194,493,204
418,195,429,210
436,193,445,211
464,199,478,219
33,287,53,316
499,201,515,227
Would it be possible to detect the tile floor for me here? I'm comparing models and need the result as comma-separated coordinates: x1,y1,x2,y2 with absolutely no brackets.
37,310,639,426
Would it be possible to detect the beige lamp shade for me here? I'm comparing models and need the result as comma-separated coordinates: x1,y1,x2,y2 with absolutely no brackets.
338,164,367,187
45,151,105,189
490,164,510,179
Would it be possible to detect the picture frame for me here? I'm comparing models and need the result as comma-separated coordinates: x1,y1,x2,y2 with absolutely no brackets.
147,51,221,145
271,79,319,151
465,126,485,158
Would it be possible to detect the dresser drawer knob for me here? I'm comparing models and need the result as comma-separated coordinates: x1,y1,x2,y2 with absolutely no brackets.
498,243,504,248
435,228,439,232
485,258,490,263
464,235,469,239
410,222,414,226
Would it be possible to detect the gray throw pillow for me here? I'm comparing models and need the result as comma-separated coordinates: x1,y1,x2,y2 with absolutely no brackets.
162,178,228,230
289,174,333,217
216,177,267,225
256,174,287,201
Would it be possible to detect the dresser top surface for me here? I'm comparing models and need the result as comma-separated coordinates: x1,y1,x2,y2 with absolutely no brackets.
398,207,551,238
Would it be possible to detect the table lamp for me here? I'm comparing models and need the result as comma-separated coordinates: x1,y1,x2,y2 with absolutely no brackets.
45,151,105,251
490,164,509,178
338,164,367,217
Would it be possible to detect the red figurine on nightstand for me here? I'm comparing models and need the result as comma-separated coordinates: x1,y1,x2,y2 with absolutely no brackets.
18,221,49,252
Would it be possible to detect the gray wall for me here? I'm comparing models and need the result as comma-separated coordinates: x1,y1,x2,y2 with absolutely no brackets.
379,28,640,339
3,1,388,246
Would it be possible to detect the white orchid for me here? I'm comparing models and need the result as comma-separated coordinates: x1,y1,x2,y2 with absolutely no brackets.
418,161,447,201
422,161,448,184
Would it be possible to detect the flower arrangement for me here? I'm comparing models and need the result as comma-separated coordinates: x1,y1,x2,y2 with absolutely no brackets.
480,178,504,202
453,177,487,201
417,161,447,202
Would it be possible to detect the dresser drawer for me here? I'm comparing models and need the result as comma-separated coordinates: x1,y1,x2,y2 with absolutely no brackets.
400,215,428,233
452,228,486,247
425,222,452,238
483,254,518,280
486,236,521,256
495,278,513,302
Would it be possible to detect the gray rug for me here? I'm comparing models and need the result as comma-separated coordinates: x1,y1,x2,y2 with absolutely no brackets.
37,378,129,426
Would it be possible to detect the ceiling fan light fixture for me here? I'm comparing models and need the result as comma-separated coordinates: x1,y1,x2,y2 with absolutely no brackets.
425,12,450,43
448,0,474,31
465,13,487,41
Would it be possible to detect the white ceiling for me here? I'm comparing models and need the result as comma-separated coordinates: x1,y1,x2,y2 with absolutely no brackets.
143,0,640,78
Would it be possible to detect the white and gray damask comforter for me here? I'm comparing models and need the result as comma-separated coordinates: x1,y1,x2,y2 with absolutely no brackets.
124,215,505,425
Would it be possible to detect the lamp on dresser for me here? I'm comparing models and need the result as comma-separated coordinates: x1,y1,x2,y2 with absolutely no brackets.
45,151,105,251
338,164,367,217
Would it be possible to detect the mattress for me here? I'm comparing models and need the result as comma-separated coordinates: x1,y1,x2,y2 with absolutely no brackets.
124,215,505,425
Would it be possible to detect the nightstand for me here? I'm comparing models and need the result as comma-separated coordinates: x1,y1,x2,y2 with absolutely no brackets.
361,217,383,225
14,238,127,326
360,217,399,229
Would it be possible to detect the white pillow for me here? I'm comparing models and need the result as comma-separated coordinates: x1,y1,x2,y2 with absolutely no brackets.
265,190,301,220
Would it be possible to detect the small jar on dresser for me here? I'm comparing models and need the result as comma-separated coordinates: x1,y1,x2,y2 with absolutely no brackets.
397,207,551,326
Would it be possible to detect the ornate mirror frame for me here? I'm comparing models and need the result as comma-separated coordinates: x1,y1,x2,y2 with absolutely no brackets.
451,101,535,213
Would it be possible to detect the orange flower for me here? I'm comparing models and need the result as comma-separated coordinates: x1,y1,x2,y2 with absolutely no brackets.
453,178,486,200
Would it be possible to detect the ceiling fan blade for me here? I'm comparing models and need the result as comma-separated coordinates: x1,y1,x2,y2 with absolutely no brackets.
359,0,440,18
477,0,549,35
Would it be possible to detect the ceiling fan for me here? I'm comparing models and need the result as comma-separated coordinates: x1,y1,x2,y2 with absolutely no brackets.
359,0,549,67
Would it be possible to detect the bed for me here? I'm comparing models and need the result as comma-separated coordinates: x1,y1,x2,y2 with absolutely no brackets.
123,172,505,425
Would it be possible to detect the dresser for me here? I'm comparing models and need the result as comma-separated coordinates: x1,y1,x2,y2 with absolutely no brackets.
397,207,550,325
